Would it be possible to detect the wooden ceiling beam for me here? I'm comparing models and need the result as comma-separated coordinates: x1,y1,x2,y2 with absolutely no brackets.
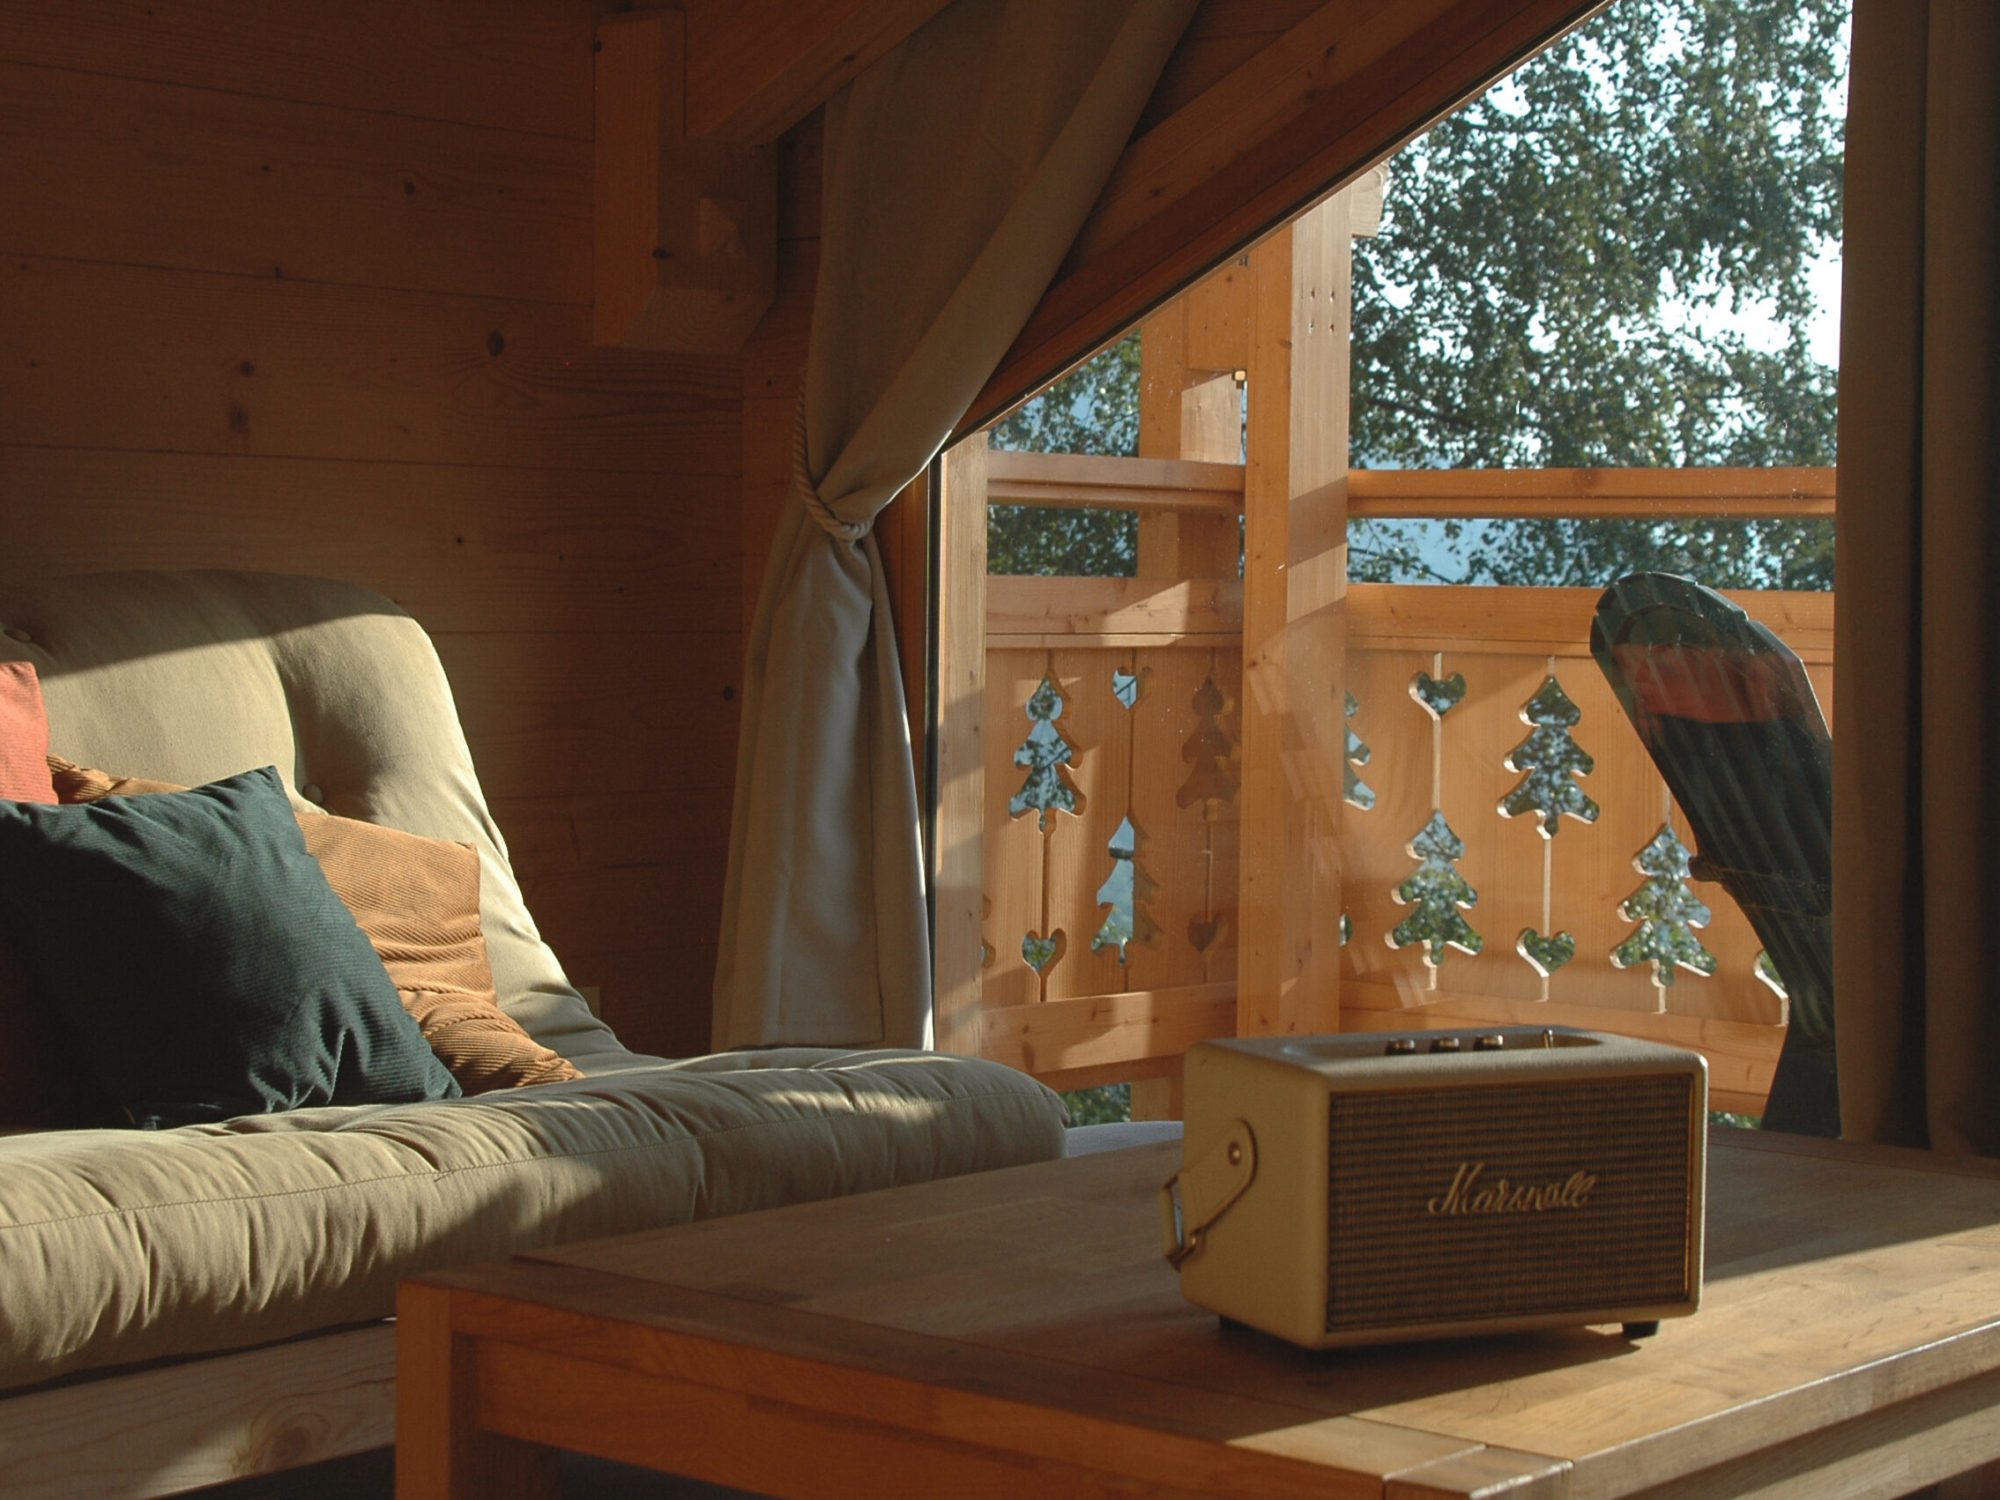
965,0,1608,433
681,0,956,144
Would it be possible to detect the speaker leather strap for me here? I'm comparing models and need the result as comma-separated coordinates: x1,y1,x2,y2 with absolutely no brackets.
1160,1120,1257,1269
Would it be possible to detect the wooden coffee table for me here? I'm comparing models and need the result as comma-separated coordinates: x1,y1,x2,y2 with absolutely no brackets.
397,1131,2000,1499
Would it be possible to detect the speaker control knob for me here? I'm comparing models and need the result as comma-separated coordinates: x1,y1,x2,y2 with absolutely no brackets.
1384,1037,1417,1055
1429,1036,1462,1053
1475,1033,1507,1051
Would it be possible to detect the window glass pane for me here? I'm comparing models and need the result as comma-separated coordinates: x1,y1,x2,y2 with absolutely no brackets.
934,0,1849,1135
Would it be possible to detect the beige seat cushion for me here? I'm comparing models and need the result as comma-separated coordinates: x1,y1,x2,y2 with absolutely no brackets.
0,1049,1066,1390
0,570,624,1067
0,571,1070,1394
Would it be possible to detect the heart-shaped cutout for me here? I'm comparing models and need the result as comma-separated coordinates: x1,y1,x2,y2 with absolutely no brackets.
1412,670,1468,718
1188,915,1224,954
1517,928,1575,977
1022,930,1065,974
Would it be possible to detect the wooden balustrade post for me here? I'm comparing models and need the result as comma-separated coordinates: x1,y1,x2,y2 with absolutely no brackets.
1130,271,1246,1120
932,433,990,1058
1236,190,1351,1038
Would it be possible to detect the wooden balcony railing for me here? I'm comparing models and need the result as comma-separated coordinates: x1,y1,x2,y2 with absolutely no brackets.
940,446,1835,1116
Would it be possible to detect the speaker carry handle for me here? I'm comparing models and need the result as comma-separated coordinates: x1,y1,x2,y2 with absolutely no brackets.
1160,1119,1257,1269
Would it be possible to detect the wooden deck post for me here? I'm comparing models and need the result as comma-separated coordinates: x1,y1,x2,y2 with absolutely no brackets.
932,433,989,1058
1130,268,1246,1120
1236,189,1352,1037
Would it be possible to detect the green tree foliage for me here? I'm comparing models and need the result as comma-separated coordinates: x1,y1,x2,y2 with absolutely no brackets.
983,0,1849,592
1061,1083,1132,1126
1349,0,1848,589
987,336,1141,577
1389,812,1484,966
1498,676,1600,834
1610,824,1720,985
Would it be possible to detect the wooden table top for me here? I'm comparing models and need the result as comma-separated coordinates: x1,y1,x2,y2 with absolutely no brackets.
415,1130,2000,1499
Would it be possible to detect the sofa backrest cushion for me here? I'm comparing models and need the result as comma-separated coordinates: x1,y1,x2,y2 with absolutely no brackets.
0,570,631,1068
0,661,56,804
0,766,462,1127
48,756,586,1096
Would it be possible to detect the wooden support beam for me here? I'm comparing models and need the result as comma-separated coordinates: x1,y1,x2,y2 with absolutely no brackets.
681,0,954,144
966,0,1606,429
987,577,1242,640
985,450,1243,514
1236,193,1352,1039
978,983,1237,1078
1138,283,1245,580
932,435,989,1059
1132,273,1248,1124
594,12,774,353
1179,256,1258,379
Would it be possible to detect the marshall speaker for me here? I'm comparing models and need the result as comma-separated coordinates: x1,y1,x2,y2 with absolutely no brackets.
1162,1027,1706,1348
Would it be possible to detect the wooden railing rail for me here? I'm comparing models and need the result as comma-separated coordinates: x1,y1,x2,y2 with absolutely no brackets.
972,581,1821,1115
984,451,1838,522
985,450,1243,514
1347,466,1835,519
954,427,1834,1115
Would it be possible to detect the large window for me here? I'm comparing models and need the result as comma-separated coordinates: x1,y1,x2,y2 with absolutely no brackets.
932,0,1850,1124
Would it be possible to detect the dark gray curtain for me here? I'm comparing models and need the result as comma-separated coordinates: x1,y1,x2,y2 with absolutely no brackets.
1833,0,2000,1154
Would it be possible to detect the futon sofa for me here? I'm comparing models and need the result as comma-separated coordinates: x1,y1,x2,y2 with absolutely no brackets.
0,569,1068,1499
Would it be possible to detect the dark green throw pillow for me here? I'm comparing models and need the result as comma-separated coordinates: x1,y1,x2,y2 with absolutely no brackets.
0,765,460,1128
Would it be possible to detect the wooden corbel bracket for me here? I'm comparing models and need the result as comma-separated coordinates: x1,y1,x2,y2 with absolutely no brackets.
593,10,776,354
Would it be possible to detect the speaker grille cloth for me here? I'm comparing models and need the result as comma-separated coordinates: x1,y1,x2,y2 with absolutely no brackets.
1326,1076,1692,1332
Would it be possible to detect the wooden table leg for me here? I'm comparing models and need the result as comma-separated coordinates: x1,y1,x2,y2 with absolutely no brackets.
396,1282,559,1500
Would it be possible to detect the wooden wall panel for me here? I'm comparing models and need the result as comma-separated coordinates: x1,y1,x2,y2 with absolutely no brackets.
0,1,594,138
0,62,590,302
0,4,736,1059
0,450,737,636
2,258,735,476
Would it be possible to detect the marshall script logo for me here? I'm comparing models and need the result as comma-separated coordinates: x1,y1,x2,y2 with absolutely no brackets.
1426,1161,1598,1217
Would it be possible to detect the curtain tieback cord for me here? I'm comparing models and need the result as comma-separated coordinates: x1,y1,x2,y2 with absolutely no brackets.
793,396,871,544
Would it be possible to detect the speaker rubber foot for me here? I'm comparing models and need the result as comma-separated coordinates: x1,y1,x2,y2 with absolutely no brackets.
1622,1320,1661,1340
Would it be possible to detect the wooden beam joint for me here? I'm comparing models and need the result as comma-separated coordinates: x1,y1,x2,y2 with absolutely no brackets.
594,12,775,354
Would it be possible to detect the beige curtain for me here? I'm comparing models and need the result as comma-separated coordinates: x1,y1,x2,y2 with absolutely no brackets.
1834,0,2000,1153
714,0,1197,1049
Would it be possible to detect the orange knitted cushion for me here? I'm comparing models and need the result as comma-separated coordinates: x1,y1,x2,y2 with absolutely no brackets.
0,663,56,804
47,758,582,1095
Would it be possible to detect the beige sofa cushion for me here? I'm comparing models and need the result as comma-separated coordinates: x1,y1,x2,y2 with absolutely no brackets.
0,570,623,1067
0,1048,1066,1390
0,570,1071,1395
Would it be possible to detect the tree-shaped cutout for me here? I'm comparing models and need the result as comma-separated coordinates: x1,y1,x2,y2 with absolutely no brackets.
1610,825,1718,987
1498,676,1599,835
1007,677,1080,831
1344,691,1375,810
1091,816,1158,963
1387,812,1482,967
1176,676,1235,807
